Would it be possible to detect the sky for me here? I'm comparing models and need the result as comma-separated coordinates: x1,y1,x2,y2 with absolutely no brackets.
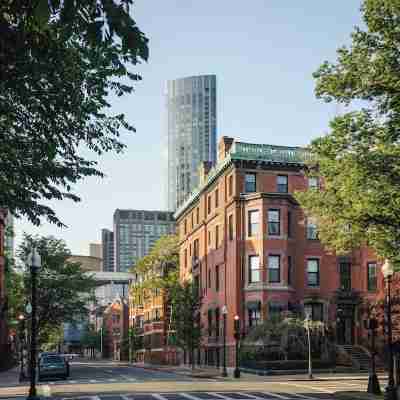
15,1,364,256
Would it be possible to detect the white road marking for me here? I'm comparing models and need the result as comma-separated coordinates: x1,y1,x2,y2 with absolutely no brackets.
277,382,334,394
151,394,168,400
108,379,117,382
41,385,52,397
89,379,98,383
289,393,323,400
260,392,291,400
68,380,78,384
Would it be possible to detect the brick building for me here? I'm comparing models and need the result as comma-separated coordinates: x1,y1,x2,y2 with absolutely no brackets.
174,136,386,367
129,275,178,365
103,298,129,361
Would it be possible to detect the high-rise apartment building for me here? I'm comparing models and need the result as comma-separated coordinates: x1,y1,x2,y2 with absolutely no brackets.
89,243,102,259
102,229,114,272
114,209,175,272
166,75,217,211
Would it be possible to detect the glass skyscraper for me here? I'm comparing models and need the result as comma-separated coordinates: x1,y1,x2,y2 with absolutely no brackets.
166,75,217,211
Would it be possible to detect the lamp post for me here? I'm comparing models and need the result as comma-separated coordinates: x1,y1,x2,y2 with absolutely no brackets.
221,305,228,377
382,259,397,400
233,315,240,378
367,317,381,395
305,313,313,380
26,248,41,400
18,314,26,382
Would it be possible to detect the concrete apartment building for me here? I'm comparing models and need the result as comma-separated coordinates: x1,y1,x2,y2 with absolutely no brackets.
166,75,217,211
113,209,175,272
174,136,384,367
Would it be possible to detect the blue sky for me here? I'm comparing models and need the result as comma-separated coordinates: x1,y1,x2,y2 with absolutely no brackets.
15,1,363,255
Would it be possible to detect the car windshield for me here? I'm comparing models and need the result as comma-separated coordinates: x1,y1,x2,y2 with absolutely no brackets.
41,356,64,364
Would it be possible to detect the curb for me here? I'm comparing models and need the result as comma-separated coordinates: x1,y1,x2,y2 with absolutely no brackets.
130,364,223,379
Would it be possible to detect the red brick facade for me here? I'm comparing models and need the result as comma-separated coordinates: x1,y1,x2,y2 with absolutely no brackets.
175,137,386,366
103,298,129,361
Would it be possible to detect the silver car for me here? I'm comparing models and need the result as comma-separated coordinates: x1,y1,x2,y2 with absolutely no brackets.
38,355,68,380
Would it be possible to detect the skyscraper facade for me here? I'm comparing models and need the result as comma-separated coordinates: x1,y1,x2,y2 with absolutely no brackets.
101,229,114,272
166,75,217,211
113,209,175,272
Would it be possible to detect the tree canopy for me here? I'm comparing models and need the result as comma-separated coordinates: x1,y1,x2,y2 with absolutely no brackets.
295,0,400,266
0,0,148,226
18,234,98,346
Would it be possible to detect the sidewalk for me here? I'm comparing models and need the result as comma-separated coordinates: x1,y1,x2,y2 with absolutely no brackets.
131,362,387,382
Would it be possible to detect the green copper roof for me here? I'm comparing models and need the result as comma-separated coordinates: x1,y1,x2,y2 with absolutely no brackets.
174,140,310,219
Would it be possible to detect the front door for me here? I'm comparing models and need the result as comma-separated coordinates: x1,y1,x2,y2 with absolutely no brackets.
337,305,355,345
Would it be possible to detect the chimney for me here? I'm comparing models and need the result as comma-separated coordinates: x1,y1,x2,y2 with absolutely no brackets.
218,136,234,162
198,161,213,185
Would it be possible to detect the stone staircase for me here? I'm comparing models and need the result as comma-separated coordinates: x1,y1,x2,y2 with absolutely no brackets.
342,345,385,371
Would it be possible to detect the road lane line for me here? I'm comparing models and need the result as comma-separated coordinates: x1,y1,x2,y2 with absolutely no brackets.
277,382,333,394
260,392,291,400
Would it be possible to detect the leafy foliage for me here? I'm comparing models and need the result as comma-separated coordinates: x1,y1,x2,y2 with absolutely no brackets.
0,0,148,226
295,0,400,266
18,234,98,346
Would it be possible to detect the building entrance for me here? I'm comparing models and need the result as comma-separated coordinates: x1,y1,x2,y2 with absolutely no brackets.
337,304,355,345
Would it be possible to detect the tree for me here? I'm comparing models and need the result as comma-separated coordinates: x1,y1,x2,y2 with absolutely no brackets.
81,324,101,359
169,280,202,370
0,1,148,227
18,234,98,347
295,0,400,266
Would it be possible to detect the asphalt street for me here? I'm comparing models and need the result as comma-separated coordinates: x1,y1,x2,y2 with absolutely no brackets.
0,360,388,400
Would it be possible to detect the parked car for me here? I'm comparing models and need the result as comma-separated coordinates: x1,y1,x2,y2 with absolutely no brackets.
38,354,68,380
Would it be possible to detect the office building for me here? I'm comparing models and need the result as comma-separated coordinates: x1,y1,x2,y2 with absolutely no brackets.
114,209,175,272
166,75,217,211
89,243,102,259
102,229,114,272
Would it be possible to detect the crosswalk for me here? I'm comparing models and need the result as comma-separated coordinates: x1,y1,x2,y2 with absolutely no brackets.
40,377,141,385
60,392,331,400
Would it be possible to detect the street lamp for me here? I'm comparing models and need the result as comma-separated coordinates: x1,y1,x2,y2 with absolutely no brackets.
221,305,228,377
367,317,381,395
18,314,26,382
305,313,313,380
26,248,41,400
233,315,241,378
382,259,397,400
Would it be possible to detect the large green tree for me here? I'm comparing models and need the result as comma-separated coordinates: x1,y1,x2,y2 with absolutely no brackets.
0,0,148,226
295,0,400,266
18,234,98,347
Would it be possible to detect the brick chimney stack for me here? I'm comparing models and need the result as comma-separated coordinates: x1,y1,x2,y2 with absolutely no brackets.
198,161,213,185
218,136,234,162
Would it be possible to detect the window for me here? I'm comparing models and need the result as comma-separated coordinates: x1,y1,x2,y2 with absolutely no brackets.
215,189,219,208
196,207,199,224
184,249,187,269
268,255,281,283
245,173,256,193
191,213,194,229
193,239,199,262
249,255,261,283
215,308,220,337
307,218,318,240
304,303,323,321
287,211,292,238
307,259,320,287
215,225,219,248
228,214,234,240
269,303,286,320
248,308,261,327
228,175,233,197
216,265,220,291
248,210,259,237
277,175,288,193
184,219,187,235
208,269,211,288
207,196,211,214
340,262,351,291
367,262,377,291
208,230,211,245
288,256,292,285
308,177,319,189
268,209,280,235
